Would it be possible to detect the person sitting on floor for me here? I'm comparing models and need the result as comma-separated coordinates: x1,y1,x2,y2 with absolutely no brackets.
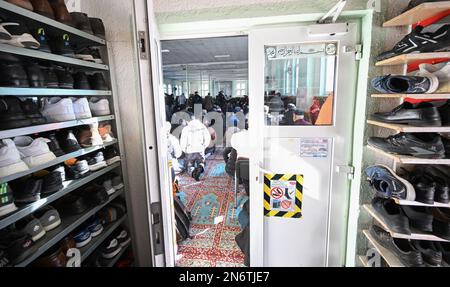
204,119,217,157
180,117,211,181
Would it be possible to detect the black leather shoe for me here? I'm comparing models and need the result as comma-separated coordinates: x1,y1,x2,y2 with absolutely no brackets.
418,166,450,204
0,97,32,130
73,72,90,89
49,33,74,57
89,17,105,38
0,230,34,265
372,102,441,127
40,66,59,88
434,242,450,266
70,12,93,34
81,185,109,206
57,194,89,216
41,170,63,195
369,225,424,267
10,177,42,204
432,208,450,241
0,63,29,87
54,67,74,89
365,165,415,201
20,99,46,125
401,206,433,233
58,130,81,153
25,62,45,88
399,168,435,205
438,100,450,125
411,240,442,267
368,133,446,159
371,197,411,234
46,133,64,157
88,73,108,90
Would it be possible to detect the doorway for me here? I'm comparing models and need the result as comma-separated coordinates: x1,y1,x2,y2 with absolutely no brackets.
161,36,250,267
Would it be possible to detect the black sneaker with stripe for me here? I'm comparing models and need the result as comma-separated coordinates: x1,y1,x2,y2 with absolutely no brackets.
377,25,450,62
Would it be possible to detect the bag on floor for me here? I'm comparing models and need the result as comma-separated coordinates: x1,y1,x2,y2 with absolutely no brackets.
174,196,192,241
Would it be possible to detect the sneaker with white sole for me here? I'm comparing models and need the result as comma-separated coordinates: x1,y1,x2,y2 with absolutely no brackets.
89,122,103,146
16,216,46,242
111,173,124,190
115,229,131,247
13,136,56,168
86,152,107,172
89,98,111,116
99,177,115,196
34,206,61,232
415,62,450,93
0,139,29,178
98,123,115,143
101,238,121,259
0,183,18,217
41,97,76,123
0,21,40,49
71,97,92,120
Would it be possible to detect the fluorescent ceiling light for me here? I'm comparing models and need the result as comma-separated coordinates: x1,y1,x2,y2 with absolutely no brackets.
214,55,231,58
161,49,170,53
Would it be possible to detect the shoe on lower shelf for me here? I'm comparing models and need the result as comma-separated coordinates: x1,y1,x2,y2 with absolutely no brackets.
15,215,46,242
101,238,122,259
371,102,441,127
86,152,108,172
0,229,34,265
20,99,47,126
34,205,61,232
0,97,33,130
365,165,415,201
371,197,411,235
41,97,76,123
10,177,42,205
0,183,18,217
0,63,29,88
432,208,450,241
411,240,443,267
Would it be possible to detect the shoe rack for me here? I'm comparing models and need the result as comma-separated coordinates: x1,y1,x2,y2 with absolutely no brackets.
0,1,131,267
361,2,450,268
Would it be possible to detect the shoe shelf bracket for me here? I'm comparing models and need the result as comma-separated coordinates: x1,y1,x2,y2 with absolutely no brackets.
371,94,450,100
0,140,118,184
14,189,123,267
0,162,121,231
0,88,112,97
376,52,450,67
0,1,106,46
393,198,450,209
0,115,114,140
364,204,450,242
367,145,450,165
367,120,450,133
383,2,450,27
0,44,109,71
80,215,127,262
362,230,405,267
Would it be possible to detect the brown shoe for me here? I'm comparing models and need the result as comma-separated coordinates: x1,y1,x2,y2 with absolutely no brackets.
6,0,34,11
60,236,76,255
48,0,73,26
29,0,54,19
33,245,67,267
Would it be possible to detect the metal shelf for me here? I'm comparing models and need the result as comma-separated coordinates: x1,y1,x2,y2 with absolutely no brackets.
15,189,123,267
383,2,450,27
367,120,450,133
0,0,106,46
0,88,112,96
364,204,449,242
0,162,121,230
363,230,405,267
393,198,450,209
371,94,450,100
80,215,127,262
0,115,114,140
0,43,109,70
376,52,450,67
367,145,450,165
0,140,118,184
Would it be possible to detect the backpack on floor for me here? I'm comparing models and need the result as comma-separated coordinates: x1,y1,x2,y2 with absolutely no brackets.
174,196,192,241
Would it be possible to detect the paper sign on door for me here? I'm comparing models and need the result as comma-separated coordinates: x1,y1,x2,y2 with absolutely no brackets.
264,174,303,219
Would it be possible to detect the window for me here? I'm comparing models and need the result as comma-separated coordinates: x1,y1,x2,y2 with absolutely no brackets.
201,82,209,97
236,81,247,96
168,84,173,95
163,84,168,94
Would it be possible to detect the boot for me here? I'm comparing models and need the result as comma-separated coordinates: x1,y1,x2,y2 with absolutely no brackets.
6,0,33,11
29,0,54,19
48,0,72,26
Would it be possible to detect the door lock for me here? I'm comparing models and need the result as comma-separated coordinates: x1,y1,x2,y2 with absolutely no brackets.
138,31,148,60
336,165,355,180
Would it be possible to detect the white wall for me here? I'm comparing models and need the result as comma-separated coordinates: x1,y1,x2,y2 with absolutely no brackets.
154,0,296,12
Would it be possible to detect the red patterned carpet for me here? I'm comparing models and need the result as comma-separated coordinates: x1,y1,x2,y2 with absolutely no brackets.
176,151,247,267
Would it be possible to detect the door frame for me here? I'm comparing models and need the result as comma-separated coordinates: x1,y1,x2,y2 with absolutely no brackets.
153,11,373,267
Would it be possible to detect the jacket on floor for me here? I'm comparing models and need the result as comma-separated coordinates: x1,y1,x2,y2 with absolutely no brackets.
180,119,211,154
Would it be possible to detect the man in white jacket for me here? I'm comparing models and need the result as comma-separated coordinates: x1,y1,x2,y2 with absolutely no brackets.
180,118,211,181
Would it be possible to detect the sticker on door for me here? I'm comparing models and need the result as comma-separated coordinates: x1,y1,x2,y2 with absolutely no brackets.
264,174,303,218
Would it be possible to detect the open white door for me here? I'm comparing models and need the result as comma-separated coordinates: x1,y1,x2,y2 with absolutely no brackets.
249,22,360,267
133,0,176,267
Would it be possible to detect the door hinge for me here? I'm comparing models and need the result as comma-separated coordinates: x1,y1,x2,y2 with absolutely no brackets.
336,165,355,180
151,202,164,255
343,44,362,61
138,31,148,60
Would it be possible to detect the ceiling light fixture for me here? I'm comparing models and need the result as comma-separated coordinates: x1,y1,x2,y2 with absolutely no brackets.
161,49,170,53
214,55,231,58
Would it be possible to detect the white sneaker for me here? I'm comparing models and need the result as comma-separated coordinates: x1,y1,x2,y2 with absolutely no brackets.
417,62,450,93
90,122,104,146
13,136,56,168
0,22,40,49
0,139,29,177
412,68,439,94
41,98,76,123
71,98,92,120
89,98,111,116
